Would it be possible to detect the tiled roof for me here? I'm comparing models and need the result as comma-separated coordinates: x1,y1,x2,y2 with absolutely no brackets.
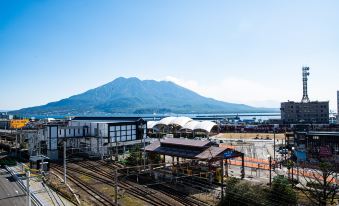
145,139,240,161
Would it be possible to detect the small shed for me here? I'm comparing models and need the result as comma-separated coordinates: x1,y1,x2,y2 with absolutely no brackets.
29,155,50,171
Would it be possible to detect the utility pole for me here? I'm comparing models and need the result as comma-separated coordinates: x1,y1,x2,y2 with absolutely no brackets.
142,125,146,170
114,168,118,205
268,155,272,187
15,129,18,158
100,135,103,160
221,159,224,200
273,128,276,162
296,160,299,182
115,131,118,162
26,170,31,206
64,140,67,184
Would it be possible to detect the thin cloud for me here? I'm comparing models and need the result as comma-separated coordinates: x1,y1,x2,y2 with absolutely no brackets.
163,76,294,108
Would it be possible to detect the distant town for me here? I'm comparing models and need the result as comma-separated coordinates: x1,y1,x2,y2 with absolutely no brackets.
0,67,339,206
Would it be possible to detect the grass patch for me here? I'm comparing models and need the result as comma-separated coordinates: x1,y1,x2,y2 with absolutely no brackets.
119,195,146,206
78,174,92,182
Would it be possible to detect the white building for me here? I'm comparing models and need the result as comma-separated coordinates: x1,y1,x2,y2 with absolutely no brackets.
32,117,148,160
148,116,219,138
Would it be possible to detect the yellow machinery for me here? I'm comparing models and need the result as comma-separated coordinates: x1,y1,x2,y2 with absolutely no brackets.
10,119,29,129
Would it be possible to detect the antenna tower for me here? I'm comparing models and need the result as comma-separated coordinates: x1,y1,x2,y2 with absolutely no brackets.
301,66,310,103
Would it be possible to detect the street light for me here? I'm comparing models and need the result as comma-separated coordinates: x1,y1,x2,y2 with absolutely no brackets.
267,155,272,187
25,169,31,206
291,147,299,183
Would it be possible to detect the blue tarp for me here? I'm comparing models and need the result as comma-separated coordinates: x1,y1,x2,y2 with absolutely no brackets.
294,150,307,162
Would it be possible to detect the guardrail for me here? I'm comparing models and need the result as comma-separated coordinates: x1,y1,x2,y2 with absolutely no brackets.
5,165,43,206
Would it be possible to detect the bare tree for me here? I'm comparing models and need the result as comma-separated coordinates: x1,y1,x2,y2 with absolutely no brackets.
298,162,338,206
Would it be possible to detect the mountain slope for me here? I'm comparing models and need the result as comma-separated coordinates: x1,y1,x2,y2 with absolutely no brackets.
11,77,276,115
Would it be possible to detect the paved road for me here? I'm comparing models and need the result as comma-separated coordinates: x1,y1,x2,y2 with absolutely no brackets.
0,168,26,206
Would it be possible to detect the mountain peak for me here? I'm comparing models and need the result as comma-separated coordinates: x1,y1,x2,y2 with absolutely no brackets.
111,76,141,82
11,77,275,116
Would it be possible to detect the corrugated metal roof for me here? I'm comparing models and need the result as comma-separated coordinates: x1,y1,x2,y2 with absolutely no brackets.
195,147,228,160
29,155,50,162
307,131,339,136
161,138,210,148
145,139,241,161
72,117,144,121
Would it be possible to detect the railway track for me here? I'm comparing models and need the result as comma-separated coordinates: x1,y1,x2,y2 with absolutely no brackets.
78,161,210,205
76,162,201,205
180,176,218,192
52,164,114,206
51,163,173,206
73,162,174,206
51,161,211,206
149,183,210,206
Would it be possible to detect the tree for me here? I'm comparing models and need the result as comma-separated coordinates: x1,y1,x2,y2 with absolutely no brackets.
148,153,160,164
125,145,143,166
219,177,266,206
299,162,339,206
267,175,297,206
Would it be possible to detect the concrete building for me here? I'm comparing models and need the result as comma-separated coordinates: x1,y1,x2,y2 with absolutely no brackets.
337,91,339,124
280,66,329,124
30,117,148,160
281,101,329,124
0,112,13,120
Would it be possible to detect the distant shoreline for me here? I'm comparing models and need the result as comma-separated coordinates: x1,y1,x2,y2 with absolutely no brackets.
12,112,281,121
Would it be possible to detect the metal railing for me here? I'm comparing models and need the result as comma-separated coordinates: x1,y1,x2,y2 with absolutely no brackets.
5,165,43,206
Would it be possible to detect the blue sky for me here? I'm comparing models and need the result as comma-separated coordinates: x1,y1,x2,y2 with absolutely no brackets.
1,0,338,111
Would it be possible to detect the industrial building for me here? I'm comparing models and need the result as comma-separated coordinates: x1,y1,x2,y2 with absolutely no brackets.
281,101,329,124
0,120,10,129
291,131,339,163
29,117,148,160
0,112,13,120
281,67,329,124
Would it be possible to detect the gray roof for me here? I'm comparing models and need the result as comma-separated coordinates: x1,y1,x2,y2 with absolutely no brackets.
161,138,211,148
145,139,241,161
29,155,50,162
307,131,339,136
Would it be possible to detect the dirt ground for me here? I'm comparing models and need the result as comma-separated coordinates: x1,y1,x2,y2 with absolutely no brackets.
215,133,285,140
